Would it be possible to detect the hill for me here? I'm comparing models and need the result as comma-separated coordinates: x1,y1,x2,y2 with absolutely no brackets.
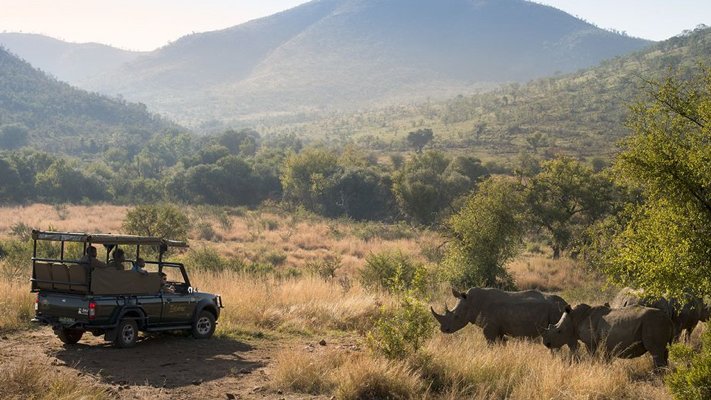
0,33,142,84
0,47,179,155
262,25,711,162
76,0,651,125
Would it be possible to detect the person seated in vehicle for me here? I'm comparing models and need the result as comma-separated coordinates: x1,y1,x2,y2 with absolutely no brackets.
107,248,128,271
160,272,176,293
132,257,148,275
79,245,107,269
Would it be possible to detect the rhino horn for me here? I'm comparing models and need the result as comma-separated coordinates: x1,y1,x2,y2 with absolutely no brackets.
431,306,446,323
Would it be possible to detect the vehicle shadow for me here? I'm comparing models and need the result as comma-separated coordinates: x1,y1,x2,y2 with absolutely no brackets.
54,334,262,388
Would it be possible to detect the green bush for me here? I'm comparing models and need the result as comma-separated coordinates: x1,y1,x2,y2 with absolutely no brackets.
359,251,428,294
122,204,190,241
666,329,711,400
366,294,435,359
305,255,342,280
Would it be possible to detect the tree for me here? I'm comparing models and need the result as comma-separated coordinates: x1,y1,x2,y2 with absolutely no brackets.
123,204,190,241
392,151,464,225
443,177,526,288
526,156,614,258
603,69,711,298
280,148,341,213
0,124,29,150
406,128,434,153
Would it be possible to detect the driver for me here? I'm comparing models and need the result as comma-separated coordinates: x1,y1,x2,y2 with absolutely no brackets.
160,272,176,293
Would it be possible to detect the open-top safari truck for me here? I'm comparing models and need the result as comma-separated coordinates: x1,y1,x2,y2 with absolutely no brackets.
30,230,223,348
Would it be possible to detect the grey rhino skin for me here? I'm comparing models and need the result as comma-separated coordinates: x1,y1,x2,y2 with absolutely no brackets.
431,288,571,347
611,287,710,342
542,304,673,368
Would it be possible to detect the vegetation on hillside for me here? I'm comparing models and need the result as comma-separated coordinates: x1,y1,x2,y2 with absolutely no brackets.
0,47,177,155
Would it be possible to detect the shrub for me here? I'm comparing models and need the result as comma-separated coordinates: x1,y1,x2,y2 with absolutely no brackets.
195,221,217,241
123,204,190,241
666,329,711,400
305,255,342,280
366,294,435,359
359,251,428,294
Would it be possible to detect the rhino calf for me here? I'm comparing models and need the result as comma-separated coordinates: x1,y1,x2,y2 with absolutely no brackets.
542,304,673,368
431,287,571,348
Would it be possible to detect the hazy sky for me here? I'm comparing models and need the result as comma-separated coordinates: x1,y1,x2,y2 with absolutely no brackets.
1,0,710,51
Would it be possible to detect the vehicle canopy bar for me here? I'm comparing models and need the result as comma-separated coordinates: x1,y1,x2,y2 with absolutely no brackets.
31,230,188,248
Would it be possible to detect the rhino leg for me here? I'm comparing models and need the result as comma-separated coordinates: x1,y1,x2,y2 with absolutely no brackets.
482,325,502,345
651,349,668,370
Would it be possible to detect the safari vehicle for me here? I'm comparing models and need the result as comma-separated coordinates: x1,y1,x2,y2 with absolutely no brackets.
30,230,223,348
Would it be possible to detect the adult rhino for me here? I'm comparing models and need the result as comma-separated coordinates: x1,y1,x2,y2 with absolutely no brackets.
431,288,571,346
611,287,710,342
542,304,673,368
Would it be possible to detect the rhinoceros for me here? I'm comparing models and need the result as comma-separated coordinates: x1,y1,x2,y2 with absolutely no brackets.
611,287,710,342
430,288,571,346
542,304,673,368
674,294,711,342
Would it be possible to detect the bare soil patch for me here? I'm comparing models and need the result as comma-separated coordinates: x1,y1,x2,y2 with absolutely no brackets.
0,327,334,399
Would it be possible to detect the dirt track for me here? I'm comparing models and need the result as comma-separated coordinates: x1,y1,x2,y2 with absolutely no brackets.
0,327,332,399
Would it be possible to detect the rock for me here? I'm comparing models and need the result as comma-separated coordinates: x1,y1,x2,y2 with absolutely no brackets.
226,394,237,400
319,339,327,346
276,389,283,394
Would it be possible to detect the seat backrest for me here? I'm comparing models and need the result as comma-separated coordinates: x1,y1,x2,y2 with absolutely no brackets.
66,264,89,293
51,264,70,291
33,262,53,290
91,269,161,295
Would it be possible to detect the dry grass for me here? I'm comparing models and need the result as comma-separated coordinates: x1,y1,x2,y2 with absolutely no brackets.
0,361,110,400
193,272,382,336
0,280,35,333
272,347,422,400
271,330,670,400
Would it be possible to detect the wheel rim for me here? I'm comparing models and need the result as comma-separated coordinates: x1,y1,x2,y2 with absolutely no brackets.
121,324,135,343
197,316,212,335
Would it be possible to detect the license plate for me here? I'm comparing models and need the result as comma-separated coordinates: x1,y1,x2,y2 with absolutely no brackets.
58,317,75,326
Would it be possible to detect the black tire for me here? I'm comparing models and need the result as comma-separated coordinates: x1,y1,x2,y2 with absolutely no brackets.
192,311,216,339
57,328,84,344
114,319,138,348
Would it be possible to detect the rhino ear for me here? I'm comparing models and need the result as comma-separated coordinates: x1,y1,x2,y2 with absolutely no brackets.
452,288,466,299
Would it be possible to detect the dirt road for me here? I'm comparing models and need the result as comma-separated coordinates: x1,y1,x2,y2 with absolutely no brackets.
0,327,332,399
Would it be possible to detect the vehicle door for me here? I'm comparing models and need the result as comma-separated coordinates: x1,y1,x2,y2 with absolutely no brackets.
160,266,196,324
135,295,164,325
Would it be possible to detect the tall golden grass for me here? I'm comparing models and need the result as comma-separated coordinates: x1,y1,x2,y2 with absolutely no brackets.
0,362,109,400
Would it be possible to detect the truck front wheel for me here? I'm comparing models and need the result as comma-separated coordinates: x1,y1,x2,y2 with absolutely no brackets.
57,328,84,344
192,311,216,339
114,319,138,348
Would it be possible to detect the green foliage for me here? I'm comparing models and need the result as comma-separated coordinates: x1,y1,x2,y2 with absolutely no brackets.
666,329,711,399
0,124,28,150
305,255,342,280
526,155,615,258
122,204,190,241
443,177,526,288
602,68,711,299
366,293,435,359
393,150,483,225
366,263,435,359
359,250,429,294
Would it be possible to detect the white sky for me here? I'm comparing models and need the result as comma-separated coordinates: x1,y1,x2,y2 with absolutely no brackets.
1,0,710,51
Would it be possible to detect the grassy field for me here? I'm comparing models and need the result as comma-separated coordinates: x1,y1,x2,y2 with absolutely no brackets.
0,204,678,399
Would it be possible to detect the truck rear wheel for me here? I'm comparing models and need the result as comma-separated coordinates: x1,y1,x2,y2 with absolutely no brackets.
114,319,138,348
57,328,84,344
192,311,216,339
